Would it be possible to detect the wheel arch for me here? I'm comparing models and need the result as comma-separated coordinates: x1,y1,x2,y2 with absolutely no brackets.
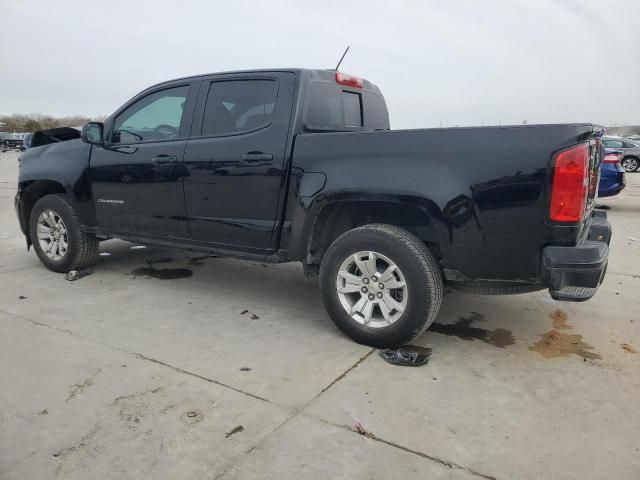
301,195,447,276
17,180,68,245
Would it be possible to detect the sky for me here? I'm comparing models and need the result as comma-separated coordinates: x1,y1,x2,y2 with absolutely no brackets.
1,0,639,128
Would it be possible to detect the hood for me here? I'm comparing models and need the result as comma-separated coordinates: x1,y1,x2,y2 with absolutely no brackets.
29,127,81,148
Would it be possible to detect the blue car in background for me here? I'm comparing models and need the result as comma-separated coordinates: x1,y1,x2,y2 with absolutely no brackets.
599,149,626,198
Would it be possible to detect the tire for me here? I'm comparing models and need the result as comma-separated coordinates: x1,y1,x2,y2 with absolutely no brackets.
319,224,443,348
621,156,639,173
451,282,544,295
29,194,99,273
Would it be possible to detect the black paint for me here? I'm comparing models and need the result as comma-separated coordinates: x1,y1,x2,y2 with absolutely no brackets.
15,68,602,289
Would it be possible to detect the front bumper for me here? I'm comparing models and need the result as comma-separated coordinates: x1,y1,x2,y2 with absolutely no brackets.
541,210,611,302
14,187,29,237
598,185,625,198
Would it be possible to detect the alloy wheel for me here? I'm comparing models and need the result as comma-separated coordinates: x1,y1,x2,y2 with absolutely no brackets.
37,210,68,260
622,157,638,172
336,251,408,328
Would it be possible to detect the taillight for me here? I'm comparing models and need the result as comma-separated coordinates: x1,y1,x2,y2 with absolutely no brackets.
335,72,363,88
603,152,622,164
550,143,589,223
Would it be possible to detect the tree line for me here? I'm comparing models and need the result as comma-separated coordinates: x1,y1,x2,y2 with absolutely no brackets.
0,113,106,133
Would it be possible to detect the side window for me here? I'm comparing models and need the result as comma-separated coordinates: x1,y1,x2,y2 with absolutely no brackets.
112,86,189,144
201,80,278,136
604,139,624,149
622,141,636,148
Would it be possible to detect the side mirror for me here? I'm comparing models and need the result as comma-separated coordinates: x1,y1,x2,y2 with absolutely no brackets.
81,122,104,145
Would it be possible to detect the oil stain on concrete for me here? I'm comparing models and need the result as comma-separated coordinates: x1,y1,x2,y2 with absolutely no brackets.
620,343,638,354
429,311,515,348
529,309,602,360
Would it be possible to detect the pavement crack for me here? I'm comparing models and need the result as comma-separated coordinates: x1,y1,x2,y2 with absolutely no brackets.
132,353,272,404
0,309,276,407
52,423,101,459
317,349,375,396
65,369,100,402
51,423,102,479
212,414,298,480
303,414,498,480
211,349,375,479
363,432,497,480
2,309,497,480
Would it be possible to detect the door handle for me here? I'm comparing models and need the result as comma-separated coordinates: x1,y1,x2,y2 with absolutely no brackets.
240,152,273,163
151,155,177,164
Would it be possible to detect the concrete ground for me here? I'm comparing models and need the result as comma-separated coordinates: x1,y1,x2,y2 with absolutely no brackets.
0,149,638,480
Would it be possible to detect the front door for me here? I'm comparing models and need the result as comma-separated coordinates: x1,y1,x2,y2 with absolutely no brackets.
90,83,196,238
183,73,295,250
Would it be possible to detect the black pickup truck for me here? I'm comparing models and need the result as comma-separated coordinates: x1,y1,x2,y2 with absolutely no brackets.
15,68,611,347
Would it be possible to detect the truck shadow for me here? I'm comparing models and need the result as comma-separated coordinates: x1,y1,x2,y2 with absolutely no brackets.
99,239,329,329
428,311,516,348
96,239,568,351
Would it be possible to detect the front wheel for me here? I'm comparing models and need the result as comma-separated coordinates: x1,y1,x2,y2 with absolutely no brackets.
29,194,99,273
621,157,639,173
319,224,443,348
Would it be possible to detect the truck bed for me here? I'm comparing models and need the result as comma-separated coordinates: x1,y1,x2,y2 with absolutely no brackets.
287,123,603,283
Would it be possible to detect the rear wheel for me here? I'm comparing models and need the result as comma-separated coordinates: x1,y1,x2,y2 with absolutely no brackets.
29,194,98,273
621,156,639,172
319,224,443,348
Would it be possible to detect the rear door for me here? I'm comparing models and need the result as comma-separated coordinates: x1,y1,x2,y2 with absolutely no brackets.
183,72,295,249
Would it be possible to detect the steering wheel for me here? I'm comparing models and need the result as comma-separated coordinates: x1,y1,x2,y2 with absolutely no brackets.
154,124,179,138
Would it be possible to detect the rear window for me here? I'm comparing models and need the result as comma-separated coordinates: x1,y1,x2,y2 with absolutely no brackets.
342,91,362,127
305,80,388,131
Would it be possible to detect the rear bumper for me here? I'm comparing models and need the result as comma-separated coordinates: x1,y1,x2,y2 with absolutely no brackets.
598,185,625,198
541,210,611,302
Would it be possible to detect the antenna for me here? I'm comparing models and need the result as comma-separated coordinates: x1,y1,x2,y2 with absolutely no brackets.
334,46,350,71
